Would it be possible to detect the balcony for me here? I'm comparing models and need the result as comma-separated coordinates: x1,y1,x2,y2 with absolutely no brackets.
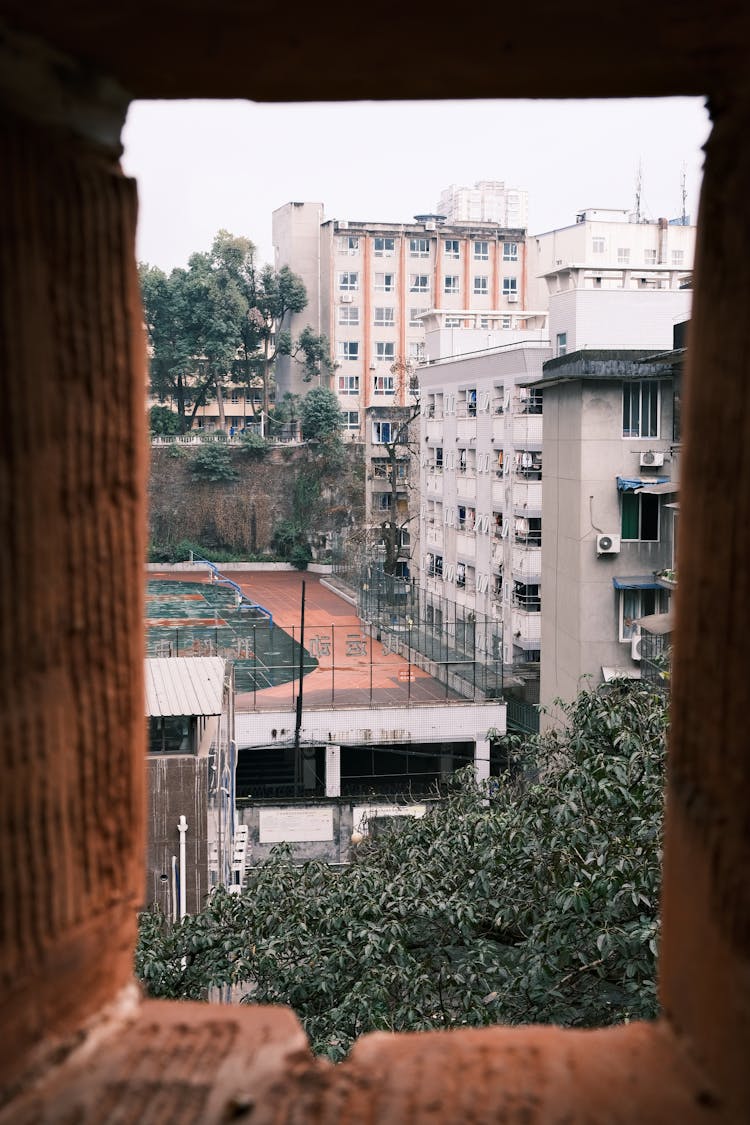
512,545,542,581
492,415,505,443
456,417,477,442
491,478,506,504
456,475,477,500
512,415,543,447
426,476,443,497
512,480,542,515
426,525,443,547
511,607,542,644
426,419,443,442
456,532,476,558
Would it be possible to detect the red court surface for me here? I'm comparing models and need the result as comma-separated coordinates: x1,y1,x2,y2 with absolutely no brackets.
148,569,461,711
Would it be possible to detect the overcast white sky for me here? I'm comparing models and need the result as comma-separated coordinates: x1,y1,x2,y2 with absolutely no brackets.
121,98,710,272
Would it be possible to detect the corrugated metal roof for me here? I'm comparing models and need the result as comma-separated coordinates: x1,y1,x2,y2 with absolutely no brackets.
145,657,226,717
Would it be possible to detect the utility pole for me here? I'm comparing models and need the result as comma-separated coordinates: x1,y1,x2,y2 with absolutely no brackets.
293,580,306,794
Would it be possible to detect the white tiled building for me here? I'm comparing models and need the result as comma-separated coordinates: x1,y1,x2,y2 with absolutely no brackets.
436,181,529,229
527,207,696,310
416,316,552,716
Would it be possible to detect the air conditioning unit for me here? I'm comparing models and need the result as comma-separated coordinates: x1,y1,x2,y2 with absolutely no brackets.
338,220,349,229
631,633,643,661
340,293,353,303
596,533,621,555
507,293,519,303
640,450,664,467
425,221,437,231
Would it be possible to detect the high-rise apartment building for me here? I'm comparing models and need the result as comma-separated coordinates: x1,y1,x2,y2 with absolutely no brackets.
273,203,531,558
437,181,529,230
272,203,529,428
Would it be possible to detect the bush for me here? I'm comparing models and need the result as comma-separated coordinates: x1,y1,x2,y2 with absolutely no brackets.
149,405,182,435
238,432,270,458
190,443,238,482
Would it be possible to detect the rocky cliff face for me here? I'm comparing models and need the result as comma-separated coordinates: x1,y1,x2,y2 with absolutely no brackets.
148,442,365,557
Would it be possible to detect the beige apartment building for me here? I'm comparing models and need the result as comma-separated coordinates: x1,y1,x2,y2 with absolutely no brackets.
272,202,529,433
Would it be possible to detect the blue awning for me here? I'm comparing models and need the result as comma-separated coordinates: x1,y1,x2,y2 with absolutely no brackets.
617,475,669,491
612,575,662,590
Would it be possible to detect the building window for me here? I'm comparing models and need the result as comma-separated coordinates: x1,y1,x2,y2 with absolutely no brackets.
409,307,427,327
445,315,462,327
342,410,360,430
502,277,518,297
513,581,541,611
338,306,360,326
374,307,394,326
338,271,359,291
503,242,518,261
375,493,392,512
337,341,359,362
474,240,489,260
374,237,395,256
444,239,460,259
444,275,460,294
410,275,429,292
373,374,395,394
644,248,657,264
621,493,660,541
372,421,393,443
623,379,660,437
338,374,359,395
473,275,489,295
408,341,425,362
556,332,567,357
593,237,605,253
375,341,395,364
619,587,666,640
375,272,395,293
435,446,443,469
338,235,359,253
617,248,631,265
410,237,430,257
672,249,685,266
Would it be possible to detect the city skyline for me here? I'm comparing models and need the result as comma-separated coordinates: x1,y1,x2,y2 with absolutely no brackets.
122,97,710,272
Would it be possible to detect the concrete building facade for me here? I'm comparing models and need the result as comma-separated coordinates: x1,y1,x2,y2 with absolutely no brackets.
272,203,529,423
527,207,696,310
436,180,529,229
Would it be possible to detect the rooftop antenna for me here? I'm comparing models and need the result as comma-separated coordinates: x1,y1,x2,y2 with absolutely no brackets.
680,163,688,225
634,159,643,223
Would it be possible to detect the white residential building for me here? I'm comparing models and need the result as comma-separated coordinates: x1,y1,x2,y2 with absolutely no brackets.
416,314,552,728
527,208,696,309
436,181,529,230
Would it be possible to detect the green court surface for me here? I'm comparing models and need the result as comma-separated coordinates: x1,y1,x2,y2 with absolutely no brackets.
145,579,316,692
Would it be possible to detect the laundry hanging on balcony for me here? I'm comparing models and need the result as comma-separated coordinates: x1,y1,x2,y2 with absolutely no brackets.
616,475,669,491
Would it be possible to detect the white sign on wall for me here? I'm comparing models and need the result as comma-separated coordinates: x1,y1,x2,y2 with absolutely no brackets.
258,806,334,843
352,804,426,835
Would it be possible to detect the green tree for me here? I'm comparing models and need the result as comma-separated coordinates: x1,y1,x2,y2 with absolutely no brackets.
140,233,332,431
149,404,182,435
135,681,667,1061
300,386,343,441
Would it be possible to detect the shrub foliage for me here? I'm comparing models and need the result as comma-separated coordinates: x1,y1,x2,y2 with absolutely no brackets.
135,681,667,1060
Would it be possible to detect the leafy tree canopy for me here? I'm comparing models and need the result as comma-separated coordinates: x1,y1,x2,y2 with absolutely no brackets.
140,234,332,428
300,386,343,441
135,680,667,1061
